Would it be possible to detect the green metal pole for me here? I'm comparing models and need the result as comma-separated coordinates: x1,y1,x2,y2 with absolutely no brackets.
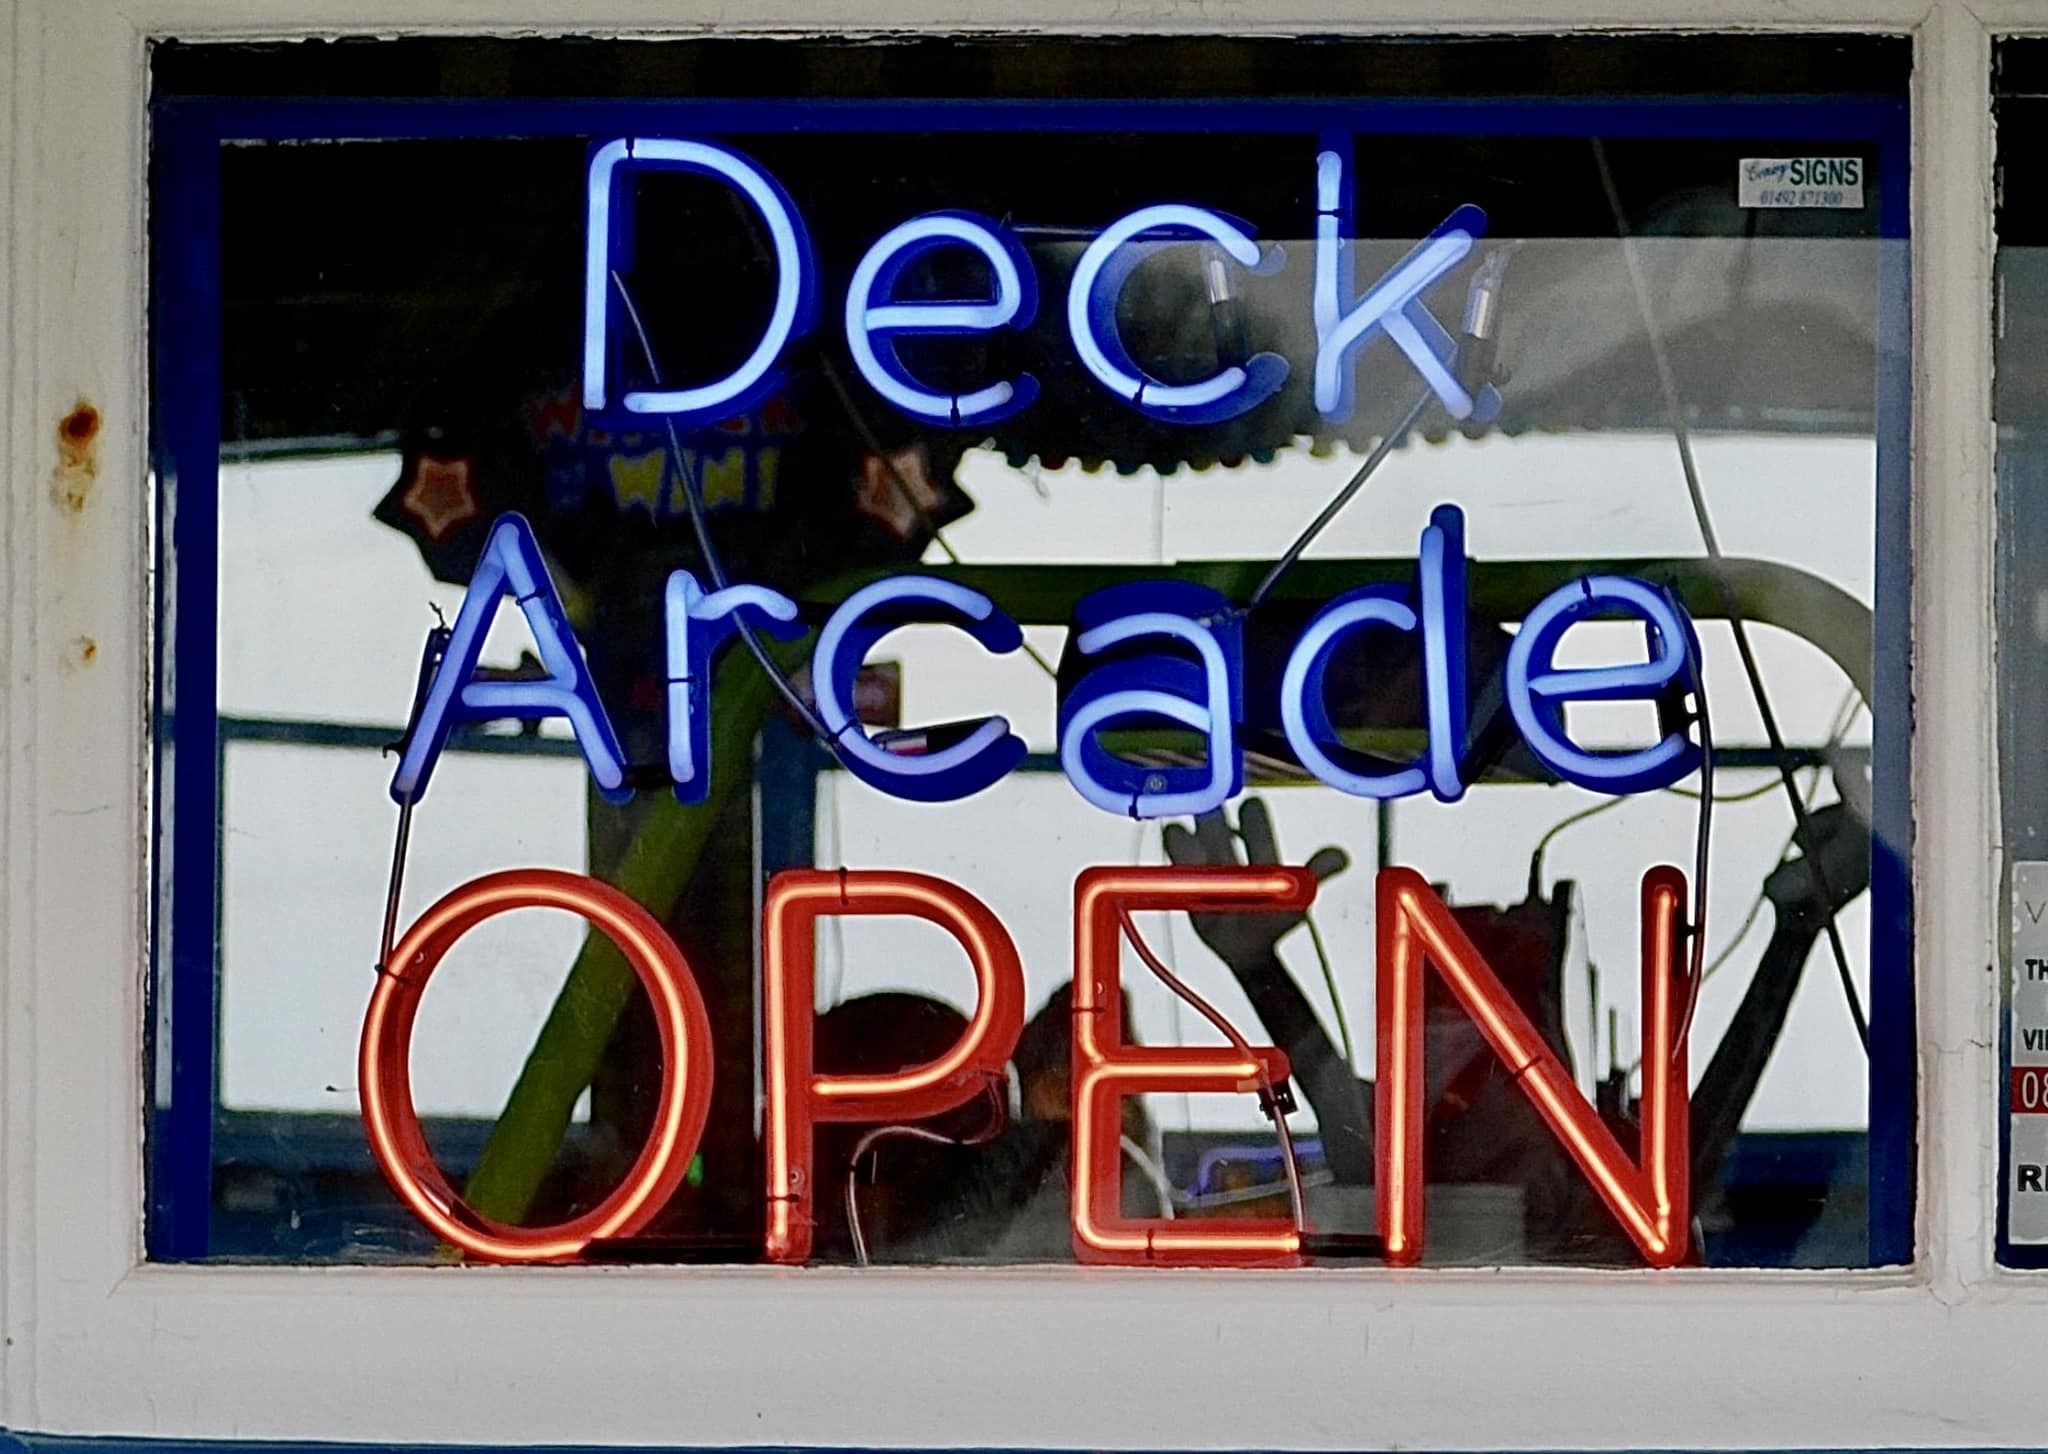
462,658,776,1225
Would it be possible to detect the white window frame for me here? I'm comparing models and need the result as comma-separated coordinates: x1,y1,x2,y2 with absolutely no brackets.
0,0,2034,1445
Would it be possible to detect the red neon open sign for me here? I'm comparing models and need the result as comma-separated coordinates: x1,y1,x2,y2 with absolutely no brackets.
360,863,1688,1268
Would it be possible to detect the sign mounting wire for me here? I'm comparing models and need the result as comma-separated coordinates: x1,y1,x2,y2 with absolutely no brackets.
1117,905,1308,1234
1247,387,1434,610
377,610,451,976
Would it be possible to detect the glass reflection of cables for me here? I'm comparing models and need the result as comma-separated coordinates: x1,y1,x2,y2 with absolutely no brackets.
1591,138,1869,1055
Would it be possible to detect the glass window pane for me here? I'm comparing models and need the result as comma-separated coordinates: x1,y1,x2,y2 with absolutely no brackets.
149,34,1911,1268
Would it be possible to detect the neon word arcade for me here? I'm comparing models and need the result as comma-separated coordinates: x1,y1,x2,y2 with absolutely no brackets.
388,508,1706,814
365,503,1703,1268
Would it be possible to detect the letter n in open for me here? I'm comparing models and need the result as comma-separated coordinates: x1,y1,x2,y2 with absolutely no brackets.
1375,866,1690,1267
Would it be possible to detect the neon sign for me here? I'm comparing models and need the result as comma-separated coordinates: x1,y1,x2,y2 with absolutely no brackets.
364,131,1714,1268
361,862,1689,1266
665,571,804,805
389,514,630,806
1069,866,1312,1264
583,138,817,423
812,576,1028,803
583,138,1492,428
1065,204,1290,423
1059,582,1244,818
762,870,1026,1263
1313,151,1500,424
1377,866,1689,1266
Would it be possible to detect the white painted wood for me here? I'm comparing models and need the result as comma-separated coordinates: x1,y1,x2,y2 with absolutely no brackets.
0,0,21,1426
100,0,1948,38
1913,0,2000,1300
4,0,2039,1447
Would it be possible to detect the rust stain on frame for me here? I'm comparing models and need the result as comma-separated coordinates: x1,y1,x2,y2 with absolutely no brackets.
52,399,99,512
58,635,100,675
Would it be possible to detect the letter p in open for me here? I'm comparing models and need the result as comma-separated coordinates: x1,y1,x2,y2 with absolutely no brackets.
760,870,1025,1263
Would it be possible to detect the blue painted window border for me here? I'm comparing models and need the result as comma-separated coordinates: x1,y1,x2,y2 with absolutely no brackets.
146,88,1914,1266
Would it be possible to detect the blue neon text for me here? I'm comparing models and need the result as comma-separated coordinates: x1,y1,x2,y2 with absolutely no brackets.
665,572,804,804
585,138,818,425
1066,206,1289,424
1059,582,1244,817
1505,573,1704,795
813,577,1029,802
391,509,1705,815
1312,150,1502,425
585,137,1495,431
844,211,1040,428
390,513,630,805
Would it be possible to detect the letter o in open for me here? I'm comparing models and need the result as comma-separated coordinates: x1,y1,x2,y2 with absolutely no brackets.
360,869,714,1262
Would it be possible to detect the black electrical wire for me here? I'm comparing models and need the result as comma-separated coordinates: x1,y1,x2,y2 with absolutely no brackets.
1673,592,1714,1055
811,355,1061,682
609,270,844,752
1590,138,1869,1054
1247,387,1434,610
376,616,451,975
843,1079,1006,1266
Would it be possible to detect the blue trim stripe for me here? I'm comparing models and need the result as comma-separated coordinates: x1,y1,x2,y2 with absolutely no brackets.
150,112,224,1262
156,93,1908,158
1,1440,2040,1454
1867,103,1915,1266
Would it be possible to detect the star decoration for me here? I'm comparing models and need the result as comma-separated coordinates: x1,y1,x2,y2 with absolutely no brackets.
399,455,480,541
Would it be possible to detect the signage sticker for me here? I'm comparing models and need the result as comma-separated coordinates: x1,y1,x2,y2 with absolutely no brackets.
1737,157,1865,210
2013,860,2048,1243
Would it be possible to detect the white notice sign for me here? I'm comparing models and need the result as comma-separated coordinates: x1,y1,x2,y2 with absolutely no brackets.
1737,157,1865,210
2012,861,2048,1243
